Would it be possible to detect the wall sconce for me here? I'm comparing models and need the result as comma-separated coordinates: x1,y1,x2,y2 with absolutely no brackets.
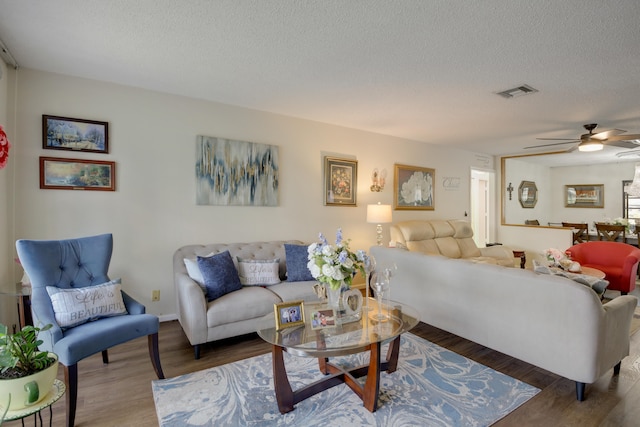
367,203,393,246
370,168,387,192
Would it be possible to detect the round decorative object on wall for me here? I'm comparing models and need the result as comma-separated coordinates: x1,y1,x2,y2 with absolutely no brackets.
0,124,11,169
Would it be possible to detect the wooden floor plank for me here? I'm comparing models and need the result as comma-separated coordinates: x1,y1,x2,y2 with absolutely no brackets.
3,318,639,426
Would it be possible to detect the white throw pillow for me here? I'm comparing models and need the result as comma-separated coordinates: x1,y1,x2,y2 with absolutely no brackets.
236,257,281,286
46,279,128,328
183,252,215,292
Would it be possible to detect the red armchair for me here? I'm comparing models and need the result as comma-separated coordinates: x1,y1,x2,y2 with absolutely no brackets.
567,241,640,295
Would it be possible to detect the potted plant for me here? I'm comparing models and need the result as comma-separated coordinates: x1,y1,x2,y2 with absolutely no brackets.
0,323,58,411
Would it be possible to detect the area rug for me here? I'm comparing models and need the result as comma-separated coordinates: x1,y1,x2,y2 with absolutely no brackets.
152,333,539,426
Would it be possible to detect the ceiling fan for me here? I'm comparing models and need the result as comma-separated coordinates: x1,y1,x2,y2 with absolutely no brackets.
525,123,640,152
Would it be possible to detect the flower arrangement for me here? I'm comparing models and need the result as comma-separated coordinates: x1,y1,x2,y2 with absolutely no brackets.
545,248,566,265
307,228,366,290
0,125,11,170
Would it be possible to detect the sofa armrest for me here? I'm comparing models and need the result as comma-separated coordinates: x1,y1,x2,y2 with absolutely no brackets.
479,245,513,260
602,295,638,370
175,273,209,346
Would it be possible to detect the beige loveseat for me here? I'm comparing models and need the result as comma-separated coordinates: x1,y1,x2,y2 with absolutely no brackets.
390,219,515,267
173,240,320,359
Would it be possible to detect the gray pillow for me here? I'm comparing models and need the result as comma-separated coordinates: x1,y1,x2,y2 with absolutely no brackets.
284,244,314,282
197,251,242,301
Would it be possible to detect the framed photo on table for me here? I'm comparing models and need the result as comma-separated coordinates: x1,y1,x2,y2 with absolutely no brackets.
394,164,435,210
310,308,337,330
42,115,109,153
324,156,357,206
274,301,305,330
565,184,604,208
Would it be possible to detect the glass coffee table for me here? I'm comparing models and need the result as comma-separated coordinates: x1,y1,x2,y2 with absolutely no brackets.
257,298,419,413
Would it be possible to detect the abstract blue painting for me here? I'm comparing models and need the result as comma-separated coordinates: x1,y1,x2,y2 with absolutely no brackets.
196,136,279,206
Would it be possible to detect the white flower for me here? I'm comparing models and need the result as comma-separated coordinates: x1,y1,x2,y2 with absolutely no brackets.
307,228,366,290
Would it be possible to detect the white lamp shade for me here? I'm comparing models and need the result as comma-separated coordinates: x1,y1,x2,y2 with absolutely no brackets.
367,204,392,224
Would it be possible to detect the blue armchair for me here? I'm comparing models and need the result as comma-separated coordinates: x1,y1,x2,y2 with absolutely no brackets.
16,234,164,427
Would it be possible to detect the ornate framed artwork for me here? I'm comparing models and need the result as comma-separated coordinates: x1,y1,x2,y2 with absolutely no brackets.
42,115,109,153
393,164,435,210
274,300,305,330
324,156,357,206
40,157,116,191
518,181,538,208
565,184,604,208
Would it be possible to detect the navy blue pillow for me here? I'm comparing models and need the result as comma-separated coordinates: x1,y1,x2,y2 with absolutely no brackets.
197,251,242,301
284,244,314,282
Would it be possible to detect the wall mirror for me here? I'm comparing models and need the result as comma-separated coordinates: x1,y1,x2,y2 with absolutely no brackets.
518,181,538,208
501,150,638,226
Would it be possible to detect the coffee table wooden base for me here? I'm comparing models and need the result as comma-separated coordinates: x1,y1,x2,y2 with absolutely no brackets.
272,335,401,414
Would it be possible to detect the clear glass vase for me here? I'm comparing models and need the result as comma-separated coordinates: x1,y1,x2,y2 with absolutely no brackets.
327,281,348,311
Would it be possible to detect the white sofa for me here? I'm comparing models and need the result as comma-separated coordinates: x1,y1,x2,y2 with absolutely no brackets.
390,219,515,267
371,245,638,400
173,240,320,359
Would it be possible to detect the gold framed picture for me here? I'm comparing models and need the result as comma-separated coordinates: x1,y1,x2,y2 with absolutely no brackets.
274,300,305,330
394,164,435,210
324,156,358,206
565,184,604,208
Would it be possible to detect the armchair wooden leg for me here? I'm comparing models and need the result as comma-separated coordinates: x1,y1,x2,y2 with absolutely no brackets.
614,361,622,375
102,350,109,364
64,363,78,427
148,333,165,379
194,344,201,360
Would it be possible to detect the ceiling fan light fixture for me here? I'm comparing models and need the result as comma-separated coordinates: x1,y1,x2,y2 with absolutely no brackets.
626,164,640,197
578,139,603,152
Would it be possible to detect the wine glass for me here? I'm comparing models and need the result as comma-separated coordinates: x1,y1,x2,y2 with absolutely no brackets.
363,255,376,311
372,274,389,322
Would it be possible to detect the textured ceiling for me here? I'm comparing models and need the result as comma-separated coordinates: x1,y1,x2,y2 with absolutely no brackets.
1,0,640,158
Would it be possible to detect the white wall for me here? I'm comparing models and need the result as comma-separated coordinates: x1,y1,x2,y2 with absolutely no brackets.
0,61,16,327
9,69,492,319
549,162,636,227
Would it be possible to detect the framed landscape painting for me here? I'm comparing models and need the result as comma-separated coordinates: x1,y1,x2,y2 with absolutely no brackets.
324,156,357,206
565,184,604,208
394,164,435,210
42,115,109,153
40,157,116,191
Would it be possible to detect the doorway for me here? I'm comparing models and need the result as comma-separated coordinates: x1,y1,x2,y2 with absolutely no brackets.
470,168,496,247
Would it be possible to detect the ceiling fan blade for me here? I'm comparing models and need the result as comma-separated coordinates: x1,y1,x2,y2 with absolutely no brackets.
591,128,626,140
524,140,578,149
535,137,579,141
604,133,640,141
604,140,640,149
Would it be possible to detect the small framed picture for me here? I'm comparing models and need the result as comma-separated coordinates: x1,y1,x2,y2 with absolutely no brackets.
42,115,109,153
565,184,604,208
310,308,337,330
324,156,358,206
40,157,116,191
274,300,305,330
394,163,435,210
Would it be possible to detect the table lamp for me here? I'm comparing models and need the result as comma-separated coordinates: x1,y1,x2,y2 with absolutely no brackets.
367,203,392,246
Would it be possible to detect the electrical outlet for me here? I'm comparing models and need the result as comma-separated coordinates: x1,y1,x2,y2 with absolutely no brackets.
152,290,160,302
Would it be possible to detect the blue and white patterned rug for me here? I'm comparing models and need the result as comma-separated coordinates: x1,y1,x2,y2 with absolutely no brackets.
152,333,539,426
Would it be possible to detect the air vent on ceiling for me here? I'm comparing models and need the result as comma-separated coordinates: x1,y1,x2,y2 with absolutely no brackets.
496,84,538,99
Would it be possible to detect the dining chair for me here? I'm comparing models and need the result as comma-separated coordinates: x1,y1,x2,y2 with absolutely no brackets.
562,222,589,244
595,223,627,243
525,219,540,225
16,233,165,427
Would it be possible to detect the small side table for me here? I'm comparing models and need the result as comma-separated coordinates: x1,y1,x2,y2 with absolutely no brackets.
512,250,526,269
1,379,65,427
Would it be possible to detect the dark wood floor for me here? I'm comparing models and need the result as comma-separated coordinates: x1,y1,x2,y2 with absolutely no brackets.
5,318,640,426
